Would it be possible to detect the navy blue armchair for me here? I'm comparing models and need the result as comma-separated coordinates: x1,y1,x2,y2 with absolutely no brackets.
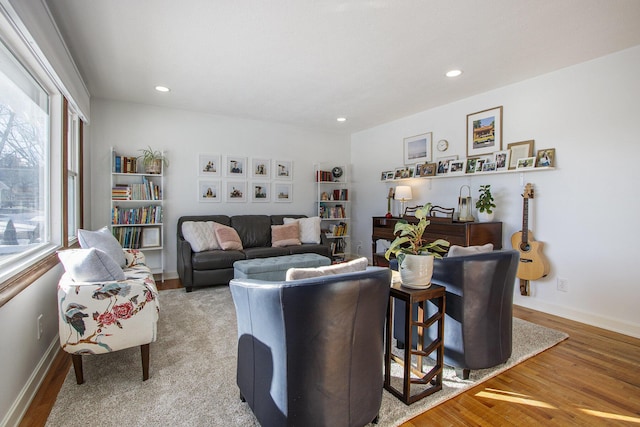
230,267,391,427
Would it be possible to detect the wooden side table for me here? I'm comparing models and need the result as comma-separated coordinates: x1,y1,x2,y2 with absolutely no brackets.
384,282,445,404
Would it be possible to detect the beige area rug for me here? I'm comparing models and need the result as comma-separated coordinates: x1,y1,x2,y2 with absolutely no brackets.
46,286,568,427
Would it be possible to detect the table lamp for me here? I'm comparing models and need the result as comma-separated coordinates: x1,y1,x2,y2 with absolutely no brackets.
394,185,412,217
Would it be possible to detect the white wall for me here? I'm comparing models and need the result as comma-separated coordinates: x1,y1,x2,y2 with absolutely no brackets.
351,45,640,338
88,99,350,277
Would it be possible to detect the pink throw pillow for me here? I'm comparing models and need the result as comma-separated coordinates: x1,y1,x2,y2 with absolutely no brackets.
271,223,301,247
213,223,243,250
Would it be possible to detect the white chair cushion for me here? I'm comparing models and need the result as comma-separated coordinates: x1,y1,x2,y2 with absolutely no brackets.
286,257,368,280
58,248,126,282
447,243,494,257
78,226,127,267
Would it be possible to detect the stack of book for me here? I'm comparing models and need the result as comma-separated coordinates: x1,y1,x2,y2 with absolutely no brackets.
111,186,131,200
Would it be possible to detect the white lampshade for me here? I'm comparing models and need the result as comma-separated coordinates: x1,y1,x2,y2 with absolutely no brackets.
394,186,412,201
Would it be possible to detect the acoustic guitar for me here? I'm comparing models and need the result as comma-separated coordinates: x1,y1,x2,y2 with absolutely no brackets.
511,183,550,295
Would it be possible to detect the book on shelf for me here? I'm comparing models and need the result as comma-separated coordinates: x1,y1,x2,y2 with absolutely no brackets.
319,203,345,219
112,152,139,173
112,205,163,225
112,226,144,249
316,170,335,182
326,222,348,237
111,178,162,201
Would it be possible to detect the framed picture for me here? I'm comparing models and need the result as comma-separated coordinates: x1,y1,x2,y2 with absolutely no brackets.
516,156,536,169
448,160,466,175
380,170,393,181
494,150,510,171
273,183,292,202
386,171,395,180
507,140,534,170
198,179,221,202
416,162,436,177
274,160,293,180
467,106,503,157
536,148,555,167
482,161,497,172
475,157,488,173
436,155,457,175
250,182,270,202
403,132,432,164
465,158,478,174
198,153,221,176
251,158,271,178
225,156,247,177
141,227,161,248
225,181,247,202
394,166,413,179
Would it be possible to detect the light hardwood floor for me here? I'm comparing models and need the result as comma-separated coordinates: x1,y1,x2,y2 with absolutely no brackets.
19,279,640,426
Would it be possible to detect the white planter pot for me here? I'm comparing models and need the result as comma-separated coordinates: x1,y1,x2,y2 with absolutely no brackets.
399,254,434,289
477,210,495,222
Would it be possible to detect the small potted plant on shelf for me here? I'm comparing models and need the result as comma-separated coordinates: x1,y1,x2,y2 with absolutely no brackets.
476,185,496,222
138,146,168,174
384,204,449,289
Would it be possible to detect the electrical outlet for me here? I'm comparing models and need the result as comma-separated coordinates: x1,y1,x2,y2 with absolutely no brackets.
557,278,569,292
37,314,43,340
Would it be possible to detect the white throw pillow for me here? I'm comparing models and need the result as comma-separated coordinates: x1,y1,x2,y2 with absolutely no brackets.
283,216,321,244
447,243,494,257
286,257,368,281
78,226,126,267
182,221,220,252
58,248,126,282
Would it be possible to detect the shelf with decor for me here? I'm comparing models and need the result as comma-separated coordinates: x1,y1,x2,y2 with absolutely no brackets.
111,147,165,279
315,163,351,261
382,166,555,182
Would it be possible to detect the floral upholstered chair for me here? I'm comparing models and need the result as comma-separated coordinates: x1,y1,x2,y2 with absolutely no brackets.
57,247,159,384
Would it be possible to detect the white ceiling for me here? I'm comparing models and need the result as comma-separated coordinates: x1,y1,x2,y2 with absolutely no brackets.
45,0,640,134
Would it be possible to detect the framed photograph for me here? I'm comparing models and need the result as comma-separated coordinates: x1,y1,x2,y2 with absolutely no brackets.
198,154,221,176
225,156,247,177
494,150,510,171
536,148,555,167
436,155,457,175
394,166,413,179
386,171,395,180
482,161,497,172
273,183,292,202
403,132,432,164
465,158,478,174
516,156,536,169
225,181,247,202
197,179,221,203
274,160,293,180
467,106,503,157
507,140,534,170
448,160,466,175
251,158,271,178
475,157,488,173
250,182,270,202
380,170,392,181
141,227,161,248
416,162,436,177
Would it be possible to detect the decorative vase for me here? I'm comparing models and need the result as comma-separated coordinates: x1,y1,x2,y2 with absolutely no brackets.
477,210,495,222
399,254,434,289
144,159,162,174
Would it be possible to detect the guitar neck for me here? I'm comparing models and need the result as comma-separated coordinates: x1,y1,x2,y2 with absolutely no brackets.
522,198,529,243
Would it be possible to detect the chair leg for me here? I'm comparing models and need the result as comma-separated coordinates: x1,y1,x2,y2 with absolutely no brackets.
372,414,380,424
141,343,150,381
71,354,84,384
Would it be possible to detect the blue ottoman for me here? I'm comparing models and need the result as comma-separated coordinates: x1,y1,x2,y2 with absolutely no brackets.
233,253,332,281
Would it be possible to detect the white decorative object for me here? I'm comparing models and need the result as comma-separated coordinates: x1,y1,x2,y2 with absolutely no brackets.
477,210,495,222
399,254,434,289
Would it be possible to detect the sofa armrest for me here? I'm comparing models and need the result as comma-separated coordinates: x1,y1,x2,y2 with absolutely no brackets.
176,235,194,286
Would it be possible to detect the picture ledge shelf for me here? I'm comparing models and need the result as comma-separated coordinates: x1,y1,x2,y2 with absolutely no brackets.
385,166,556,182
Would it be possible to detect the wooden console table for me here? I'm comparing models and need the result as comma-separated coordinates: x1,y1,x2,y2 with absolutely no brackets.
371,216,502,266
384,283,445,404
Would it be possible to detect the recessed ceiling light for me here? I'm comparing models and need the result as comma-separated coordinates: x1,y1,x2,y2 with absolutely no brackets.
155,85,170,92
445,69,463,78
337,117,347,122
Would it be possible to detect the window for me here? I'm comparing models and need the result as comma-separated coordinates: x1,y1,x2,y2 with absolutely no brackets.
66,104,81,243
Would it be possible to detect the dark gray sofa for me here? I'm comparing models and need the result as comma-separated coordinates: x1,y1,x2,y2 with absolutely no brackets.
177,215,331,292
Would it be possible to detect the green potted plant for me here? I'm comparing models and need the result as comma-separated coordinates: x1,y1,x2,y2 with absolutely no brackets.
138,146,168,174
476,185,496,222
384,204,449,289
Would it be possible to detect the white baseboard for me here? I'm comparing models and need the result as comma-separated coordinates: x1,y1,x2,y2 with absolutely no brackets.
1,336,60,427
517,299,640,339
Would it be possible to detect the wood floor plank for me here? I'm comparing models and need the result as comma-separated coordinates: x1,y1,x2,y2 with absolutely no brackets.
18,282,640,427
